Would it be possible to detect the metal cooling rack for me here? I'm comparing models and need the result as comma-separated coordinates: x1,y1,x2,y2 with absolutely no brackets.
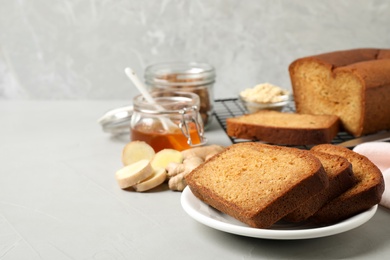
212,98,355,149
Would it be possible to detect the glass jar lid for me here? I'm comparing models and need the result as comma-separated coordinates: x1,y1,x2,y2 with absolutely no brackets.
97,105,133,135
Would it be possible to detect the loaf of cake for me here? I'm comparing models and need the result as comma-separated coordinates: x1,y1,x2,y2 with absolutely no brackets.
226,110,339,145
284,151,356,222
185,142,329,229
310,144,385,224
289,48,390,137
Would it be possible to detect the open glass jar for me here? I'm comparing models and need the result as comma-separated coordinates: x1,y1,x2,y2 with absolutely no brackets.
144,62,215,128
130,90,207,152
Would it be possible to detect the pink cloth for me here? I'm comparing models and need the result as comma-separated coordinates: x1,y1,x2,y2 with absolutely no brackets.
353,142,390,209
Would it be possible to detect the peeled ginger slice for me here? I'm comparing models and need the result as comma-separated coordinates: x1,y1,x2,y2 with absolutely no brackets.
115,159,153,189
151,149,184,171
133,168,167,192
122,141,155,166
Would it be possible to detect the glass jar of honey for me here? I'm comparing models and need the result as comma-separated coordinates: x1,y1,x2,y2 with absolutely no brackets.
130,90,207,152
144,62,215,128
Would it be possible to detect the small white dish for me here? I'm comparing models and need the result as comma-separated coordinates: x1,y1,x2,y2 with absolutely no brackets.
239,95,290,113
181,187,377,240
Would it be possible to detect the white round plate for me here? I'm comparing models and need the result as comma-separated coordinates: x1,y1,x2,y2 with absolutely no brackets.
181,187,377,240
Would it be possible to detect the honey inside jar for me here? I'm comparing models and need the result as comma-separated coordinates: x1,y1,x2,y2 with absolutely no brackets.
131,121,201,152
130,90,206,152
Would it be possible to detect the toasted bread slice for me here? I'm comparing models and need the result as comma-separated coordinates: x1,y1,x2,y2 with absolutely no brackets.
310,144,384,224
226,110,339,145
185,142,329,228
284,151,356,222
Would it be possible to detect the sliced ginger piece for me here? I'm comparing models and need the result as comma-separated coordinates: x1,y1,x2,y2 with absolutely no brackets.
133,168,167,192
122,141,155,166
151,149,183,171
115,159,153,189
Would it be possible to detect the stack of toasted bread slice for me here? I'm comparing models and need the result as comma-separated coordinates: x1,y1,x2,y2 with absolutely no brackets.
185,142,384,228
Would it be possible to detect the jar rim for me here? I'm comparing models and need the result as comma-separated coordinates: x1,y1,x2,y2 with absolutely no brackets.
144,61,216,87
133,90,200,114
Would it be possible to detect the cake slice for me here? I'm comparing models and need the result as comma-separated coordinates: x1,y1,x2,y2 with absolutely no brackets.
284,151,356,222
185,142,329,229
226,110,339,145
310,144,384,224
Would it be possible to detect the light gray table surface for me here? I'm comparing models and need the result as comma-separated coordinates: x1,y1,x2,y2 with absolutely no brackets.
1,100,389,260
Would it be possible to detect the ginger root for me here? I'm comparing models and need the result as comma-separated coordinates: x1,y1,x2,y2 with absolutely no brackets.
167,145,225,191
181,145,225,161
167,157,203,191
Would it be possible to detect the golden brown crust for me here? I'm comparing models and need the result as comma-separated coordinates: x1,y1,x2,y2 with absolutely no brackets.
185,142,329,228
289,48,390,136
300,48,379,68
226,110,339,145
378,49,390,59
309,144,384,224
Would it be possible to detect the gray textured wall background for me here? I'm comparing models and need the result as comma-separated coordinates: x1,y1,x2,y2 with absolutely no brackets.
0,0,389,100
